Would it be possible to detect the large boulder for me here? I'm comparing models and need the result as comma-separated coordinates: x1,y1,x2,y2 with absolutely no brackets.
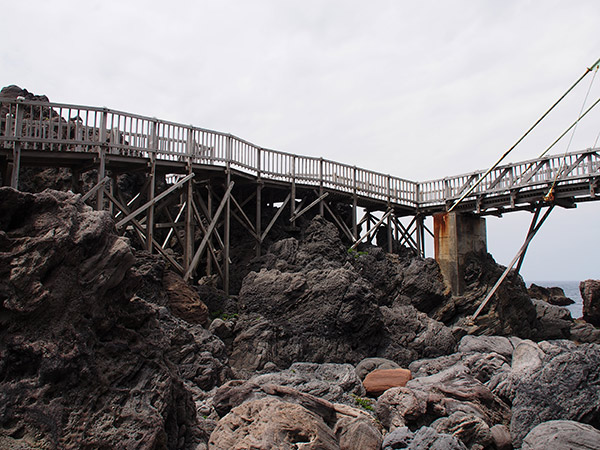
381,426,467,450
0,188,224,448
498,340,600,447
581,279,600,326
528,283,575,306
209,387,382,450
522,420,600,450
229,216,457,375
531,299,573,340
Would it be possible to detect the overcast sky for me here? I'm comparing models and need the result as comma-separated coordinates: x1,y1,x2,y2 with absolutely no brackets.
3,0,600,282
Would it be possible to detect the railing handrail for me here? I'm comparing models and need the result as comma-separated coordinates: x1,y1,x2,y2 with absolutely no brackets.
1,98,598,211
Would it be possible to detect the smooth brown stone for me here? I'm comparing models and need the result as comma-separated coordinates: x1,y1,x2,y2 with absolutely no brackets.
363,368,412,396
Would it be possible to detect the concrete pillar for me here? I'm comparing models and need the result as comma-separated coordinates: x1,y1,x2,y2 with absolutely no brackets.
434,212,487,295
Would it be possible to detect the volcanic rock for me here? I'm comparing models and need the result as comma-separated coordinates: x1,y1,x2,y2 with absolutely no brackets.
381,426,468,450
432,251,539,338
521,420,600,450
0,188,226,448
581,279,600,326
496,340,600,447
229,216,457,375
528,283,575,306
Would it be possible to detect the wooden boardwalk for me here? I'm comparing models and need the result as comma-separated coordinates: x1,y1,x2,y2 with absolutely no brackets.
2,98,599,292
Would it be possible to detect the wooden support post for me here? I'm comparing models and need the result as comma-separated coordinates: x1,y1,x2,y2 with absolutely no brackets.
146,159,156,253
323,201,354,242
291,192,329,222
319,157,324,216
256,183,262,257
10,100,24,189
184,181,235,282
116,173,194,229
81,176,110,203
105,189,185,274
184,166,194,269
387,212,393,253
350,209,393,251
291,156,296,226
261,193,291,242
352,166,358,240
224,138,232,295
97,109,108,210
206,183,213,276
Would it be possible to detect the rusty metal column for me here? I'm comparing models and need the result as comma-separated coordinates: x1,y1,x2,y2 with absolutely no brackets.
10,99,24,189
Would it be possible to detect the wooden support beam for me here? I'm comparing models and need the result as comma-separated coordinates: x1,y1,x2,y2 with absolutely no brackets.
472,204,555,320
146,160,156,253
256,183,262,257
350,209,393,250
184,166,194,270
116,172,194,229
190,198,224,281
162,201,187,248
231,192,257,235
184,181,235,282
322,201,354,242
290,193,329,222
81,176,110,203
105,190,185,273
261,193,291,242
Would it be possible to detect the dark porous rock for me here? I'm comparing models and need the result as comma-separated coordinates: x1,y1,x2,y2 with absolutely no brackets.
528,283,575,306
521,420,600,450
355,357,400,381
0,188,207,448
431,412,493,450
531,299,573,340
432,252,538,339
571,320,600,344
230,216,457,375
581,279,600,326
505,341,600,447
382,426,468,450
378,305,457,367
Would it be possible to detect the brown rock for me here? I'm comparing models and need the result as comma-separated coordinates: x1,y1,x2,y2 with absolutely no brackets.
363,368,411,396
163,270,209,326
208,397,340,450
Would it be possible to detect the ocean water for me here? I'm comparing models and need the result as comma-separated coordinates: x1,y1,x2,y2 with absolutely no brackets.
527,280,584,319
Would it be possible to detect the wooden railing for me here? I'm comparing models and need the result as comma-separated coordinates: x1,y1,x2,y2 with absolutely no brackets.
1,98,599,211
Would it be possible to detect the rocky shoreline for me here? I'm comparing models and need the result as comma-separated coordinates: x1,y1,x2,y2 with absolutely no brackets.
1,187,600,449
